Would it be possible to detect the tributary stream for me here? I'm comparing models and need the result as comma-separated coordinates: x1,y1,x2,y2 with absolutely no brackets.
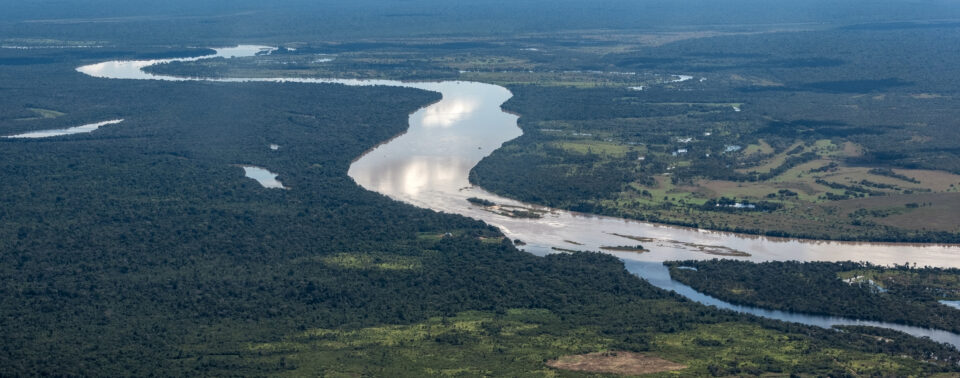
76,46,960,348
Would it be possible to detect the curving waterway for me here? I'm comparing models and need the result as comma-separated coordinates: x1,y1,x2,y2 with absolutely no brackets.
4,119,123,138
76,46,960,348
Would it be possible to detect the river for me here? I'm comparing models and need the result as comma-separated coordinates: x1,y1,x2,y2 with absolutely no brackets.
4,119,123,138
75,46,960,348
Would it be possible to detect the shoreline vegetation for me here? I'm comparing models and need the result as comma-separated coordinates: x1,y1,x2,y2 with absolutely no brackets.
468,197,545,219
140,21,960,243
667,260,960,334
149,41,960,243
5,2,960,374
599,245,649,253
463,26,960,243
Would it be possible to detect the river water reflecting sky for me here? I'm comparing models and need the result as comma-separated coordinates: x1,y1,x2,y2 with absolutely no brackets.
77,46,960,347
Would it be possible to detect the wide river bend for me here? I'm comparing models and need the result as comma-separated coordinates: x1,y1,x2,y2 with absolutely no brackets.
76,46,960,348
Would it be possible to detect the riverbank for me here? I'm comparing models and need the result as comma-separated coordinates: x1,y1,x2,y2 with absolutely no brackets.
74,44,960,367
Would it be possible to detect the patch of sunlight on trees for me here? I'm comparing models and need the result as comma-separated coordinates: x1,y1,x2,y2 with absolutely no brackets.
321,253,422,271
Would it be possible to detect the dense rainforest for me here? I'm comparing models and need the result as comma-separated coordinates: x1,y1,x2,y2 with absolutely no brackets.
666,260,960,334
4,1,960,375
1,43,958,376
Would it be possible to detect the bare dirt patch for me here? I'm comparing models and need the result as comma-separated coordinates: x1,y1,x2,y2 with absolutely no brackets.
841,141,864,158
546,351,686,375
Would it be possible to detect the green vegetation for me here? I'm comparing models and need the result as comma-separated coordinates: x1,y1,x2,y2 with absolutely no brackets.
5,2,960,375
600,245,648,253
837,267,960,301
466,196,495,206
3,44,959,376
226,309,615,376
467,25,960,242
319,252,423,271
667,260,960,333
190,310,959,377
651,322,960,377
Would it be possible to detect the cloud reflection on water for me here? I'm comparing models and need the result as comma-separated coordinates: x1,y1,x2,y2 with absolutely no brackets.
353,155,472,197
418,98,479,128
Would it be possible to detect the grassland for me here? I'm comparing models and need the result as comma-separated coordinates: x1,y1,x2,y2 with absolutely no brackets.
7,3,960,376
181,309,951,377
459,25,960,242
476,119,960,241
643,118,948,239
612,139,960,239
742,140,774,156
145,27,960,243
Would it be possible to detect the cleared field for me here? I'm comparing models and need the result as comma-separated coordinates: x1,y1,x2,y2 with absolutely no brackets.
899,169,960,191
836,192,960,233
612,136,960,239
552,140,634,157
842,141,864,157
742,139,774,156
809,167,960,196
546,351,685,375
698,177,829,202
737,141,807,174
